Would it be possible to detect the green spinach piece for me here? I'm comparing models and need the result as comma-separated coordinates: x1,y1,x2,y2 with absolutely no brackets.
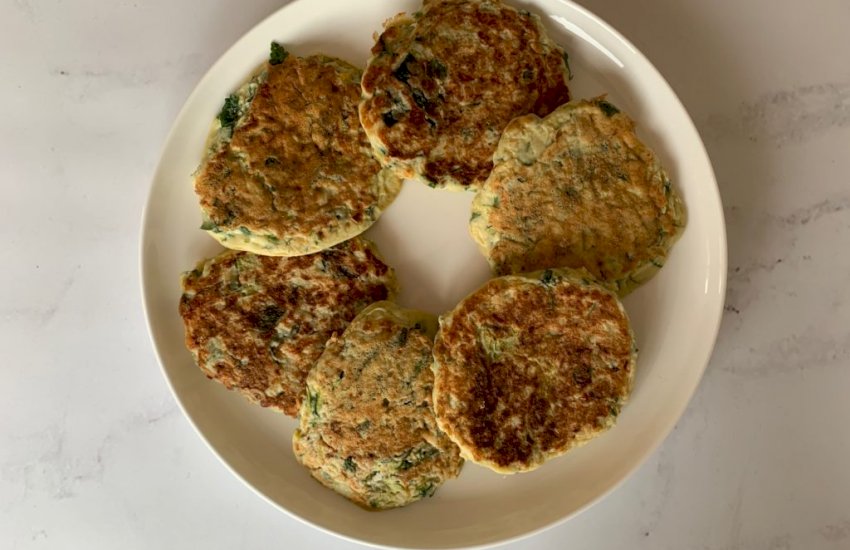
598,99,620,117
217,94,240,130
270,41,288,65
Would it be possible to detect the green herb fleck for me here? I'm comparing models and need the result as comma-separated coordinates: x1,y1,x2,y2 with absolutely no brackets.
217,94,240,130
399,446,440,471
307,389,320,417
541,269,556,285
343,456,357,473
428,59,448,79
269,41,288,65
239,226,251,236
598,99,620,117
416,482,436,499
393,53,415,83
256,305,284,332
411,88,430,111
413,357,430,376
395,327,409,347
333,263,358,280
200,219,219,232
562,50,573,80
397,449,414,471
356,420,371,435
572,365,592,386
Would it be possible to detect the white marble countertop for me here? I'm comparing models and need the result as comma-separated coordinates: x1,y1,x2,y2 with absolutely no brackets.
2,0,849,548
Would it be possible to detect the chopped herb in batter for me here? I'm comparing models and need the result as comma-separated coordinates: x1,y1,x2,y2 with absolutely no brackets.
217,94,240,130
356,419,371,436
200,219,220,232
255,305,284,333
395,327,410,347
393,53,416,83
562,50,573,80
416,482,436,498
572,365,592,386
598,99,620,117
307,389,320,416
428,59,447,79
411,88,430,110
269,41,288,65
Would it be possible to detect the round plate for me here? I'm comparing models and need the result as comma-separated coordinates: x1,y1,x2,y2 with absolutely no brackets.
140,0,726,548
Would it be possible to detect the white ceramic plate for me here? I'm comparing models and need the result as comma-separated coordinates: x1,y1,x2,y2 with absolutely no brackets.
140,0,726,547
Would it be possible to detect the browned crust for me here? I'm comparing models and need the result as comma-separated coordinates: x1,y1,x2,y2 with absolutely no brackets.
293,303,462,509
472,97,685,294
196,55,398,251
310,313,439,456
360,0,570,189
432,270,635,472
178,238,397,416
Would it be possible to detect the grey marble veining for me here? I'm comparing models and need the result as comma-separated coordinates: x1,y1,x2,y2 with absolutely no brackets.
1,0,849,548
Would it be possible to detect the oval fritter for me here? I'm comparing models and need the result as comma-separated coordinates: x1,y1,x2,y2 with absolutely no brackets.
432,269,636,473
470,97,686,294
178,237,397,416
195,50,402,256
293,301,463,509
360,0,571,191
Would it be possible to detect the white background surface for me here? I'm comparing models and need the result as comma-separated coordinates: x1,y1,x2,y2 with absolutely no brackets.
2,0,849,549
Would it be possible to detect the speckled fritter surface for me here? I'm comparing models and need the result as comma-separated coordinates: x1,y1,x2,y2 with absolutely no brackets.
360,0,571,191
194,53,402,256
178,238,397,416
432,269,636,473
293,301,463,509
470,97,686,294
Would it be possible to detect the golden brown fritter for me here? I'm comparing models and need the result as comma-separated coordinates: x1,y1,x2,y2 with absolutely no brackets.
470,97,686,294
432,269,636,473
360,0,571,191
293,302,462,509
178,238,397,416
195,53,401,256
